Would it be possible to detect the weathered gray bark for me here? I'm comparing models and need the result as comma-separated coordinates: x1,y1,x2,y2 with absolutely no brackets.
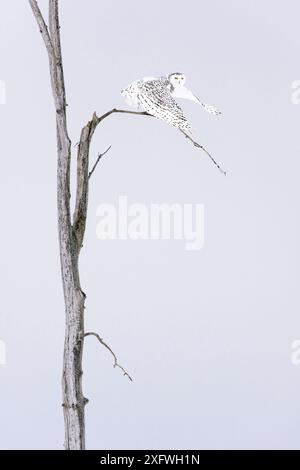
29,0,222,449
29,1,147,449
29,0,87,449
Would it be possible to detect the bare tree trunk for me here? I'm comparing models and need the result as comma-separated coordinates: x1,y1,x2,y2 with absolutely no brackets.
29,0,219,448
29,0,87,449
29,0,150,450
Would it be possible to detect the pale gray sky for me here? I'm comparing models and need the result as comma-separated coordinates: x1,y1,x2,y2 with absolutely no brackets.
0,0,300,450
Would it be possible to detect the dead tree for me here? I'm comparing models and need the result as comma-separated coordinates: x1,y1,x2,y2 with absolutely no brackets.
29,0,224,450
29,0,147,450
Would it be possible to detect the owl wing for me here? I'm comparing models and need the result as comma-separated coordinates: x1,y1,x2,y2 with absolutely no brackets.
195,96,222,116
139,79,192,132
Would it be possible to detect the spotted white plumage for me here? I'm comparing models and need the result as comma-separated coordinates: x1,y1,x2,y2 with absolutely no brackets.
121,73,221,133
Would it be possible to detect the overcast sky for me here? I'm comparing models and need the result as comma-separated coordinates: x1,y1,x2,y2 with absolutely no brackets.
1,0,300,450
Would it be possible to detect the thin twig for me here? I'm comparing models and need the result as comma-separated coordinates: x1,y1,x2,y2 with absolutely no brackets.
96,108,151,124
84,332,133,381
180,129,226,176
89,146,112,179
94,109,225,175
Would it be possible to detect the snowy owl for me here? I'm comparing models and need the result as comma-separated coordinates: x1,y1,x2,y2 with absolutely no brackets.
121,73,221,132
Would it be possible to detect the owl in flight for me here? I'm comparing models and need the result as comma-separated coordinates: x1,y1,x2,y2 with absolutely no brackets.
121,73,221,133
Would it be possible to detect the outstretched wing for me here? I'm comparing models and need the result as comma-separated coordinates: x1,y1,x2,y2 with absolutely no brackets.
195,97,221,116
138,78,192,132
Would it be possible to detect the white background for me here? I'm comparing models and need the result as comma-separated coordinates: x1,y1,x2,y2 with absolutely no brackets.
0,0,300,449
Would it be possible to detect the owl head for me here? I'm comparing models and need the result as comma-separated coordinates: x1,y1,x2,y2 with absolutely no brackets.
168,73,186,87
